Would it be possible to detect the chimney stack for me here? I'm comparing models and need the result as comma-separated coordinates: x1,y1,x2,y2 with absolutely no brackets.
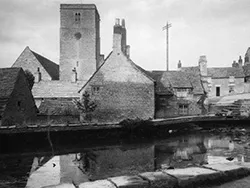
35,67,41,82
113,18,127,54
199,55,207,76
178,60,182,70
238,56,243,67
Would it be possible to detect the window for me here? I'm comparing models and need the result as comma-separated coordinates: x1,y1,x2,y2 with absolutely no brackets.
176,88,190,97
229,76,235,83
75,13,80,22
91,86,100,95
179,104,188,115
216,87,220,96
229,86,234,93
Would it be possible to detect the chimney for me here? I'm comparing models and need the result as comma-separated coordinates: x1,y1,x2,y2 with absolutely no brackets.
113,18,127,54
238,56,243,67
72,67,77,82
178,60,182,70
199,55,207,76
232,60,238,68
125,45,130,58
97,54,105,68
35,67,41,82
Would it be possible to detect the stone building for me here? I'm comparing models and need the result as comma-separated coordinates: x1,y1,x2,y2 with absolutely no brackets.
60,4,102,82
79,19,155,122
12,46,59,82
179,56,245,98
12,4,103,121
150,70,205,118
0,68,37,126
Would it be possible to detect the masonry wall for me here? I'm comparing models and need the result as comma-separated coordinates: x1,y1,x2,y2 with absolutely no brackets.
2,70,37,126
155,94,202,118
12,47,52,81
81,52,155,123
60,4,100,81
208,77,245,98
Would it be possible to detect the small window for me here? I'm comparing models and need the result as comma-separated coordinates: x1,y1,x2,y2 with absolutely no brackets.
91,86,100,95
216,87,220,96
75,13,80,22
179,104,188,115
229,86,234,93
17,101,21,107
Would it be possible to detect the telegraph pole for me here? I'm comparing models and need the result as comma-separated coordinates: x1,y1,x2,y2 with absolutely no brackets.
163,22,171,71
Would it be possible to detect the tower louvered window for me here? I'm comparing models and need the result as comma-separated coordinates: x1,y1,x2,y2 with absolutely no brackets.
75,13,80,22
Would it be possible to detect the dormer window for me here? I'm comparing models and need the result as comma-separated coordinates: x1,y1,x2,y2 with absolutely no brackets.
75,13,80,22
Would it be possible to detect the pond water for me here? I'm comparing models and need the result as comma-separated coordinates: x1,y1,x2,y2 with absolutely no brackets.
1,126,250,187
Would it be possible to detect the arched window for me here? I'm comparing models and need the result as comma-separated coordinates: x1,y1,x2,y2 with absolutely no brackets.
75,13,80,22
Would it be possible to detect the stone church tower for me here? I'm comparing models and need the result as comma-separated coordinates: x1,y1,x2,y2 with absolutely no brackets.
60,4,100,82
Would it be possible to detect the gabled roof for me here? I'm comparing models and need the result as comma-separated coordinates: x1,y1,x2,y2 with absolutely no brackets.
0,67,21,116
147,71,172,95
78,51,154,92
162,71,193,88
30,49,59,80
207,67,244,78
180,66,204,94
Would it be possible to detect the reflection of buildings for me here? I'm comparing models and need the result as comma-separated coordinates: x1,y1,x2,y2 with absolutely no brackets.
81,146,154,180
25,146,154,187
155,135,208,169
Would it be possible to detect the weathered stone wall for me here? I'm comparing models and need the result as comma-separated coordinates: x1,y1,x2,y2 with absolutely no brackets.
60,4,100,81
155,94,202,118
2,70,37,126
81,52,155,123
12,47,52,81
208,77,245,97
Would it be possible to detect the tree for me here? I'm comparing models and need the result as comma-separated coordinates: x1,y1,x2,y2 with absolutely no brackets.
73,91,97,122
24,70,35,90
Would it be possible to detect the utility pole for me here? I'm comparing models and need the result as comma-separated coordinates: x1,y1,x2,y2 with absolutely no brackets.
163,22,171,71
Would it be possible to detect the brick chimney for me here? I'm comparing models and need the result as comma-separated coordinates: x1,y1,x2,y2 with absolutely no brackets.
178,60,182,70
113,18,127,54
238,56,243,67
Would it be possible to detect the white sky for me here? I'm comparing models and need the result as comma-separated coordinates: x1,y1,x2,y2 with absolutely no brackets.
1,0,250,71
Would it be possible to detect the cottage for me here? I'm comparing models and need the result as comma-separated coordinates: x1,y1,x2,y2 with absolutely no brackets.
0,68,37,126
180,56,245,98
150,70,205,118
79,19,155,123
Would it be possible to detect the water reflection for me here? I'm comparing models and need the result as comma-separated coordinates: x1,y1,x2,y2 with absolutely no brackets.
1,132,250,187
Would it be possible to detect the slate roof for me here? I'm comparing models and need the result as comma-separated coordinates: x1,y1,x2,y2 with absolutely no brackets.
147,71,172,95
30,50,59,80
38,99,79,116
243,64,250,77
0,68,21,117
207,67,244,78
180,66,204,94
32,81,85,98
79,51,155,92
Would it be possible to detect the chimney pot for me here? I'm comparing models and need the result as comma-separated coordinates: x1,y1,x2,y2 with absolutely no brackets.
115,18,120,25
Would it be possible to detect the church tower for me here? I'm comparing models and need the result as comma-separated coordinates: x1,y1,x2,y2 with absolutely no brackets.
60,4,100,81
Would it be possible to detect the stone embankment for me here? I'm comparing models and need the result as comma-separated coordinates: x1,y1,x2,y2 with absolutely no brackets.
45,162,250,188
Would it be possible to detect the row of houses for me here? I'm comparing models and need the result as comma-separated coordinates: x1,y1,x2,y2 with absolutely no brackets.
1,3,250,126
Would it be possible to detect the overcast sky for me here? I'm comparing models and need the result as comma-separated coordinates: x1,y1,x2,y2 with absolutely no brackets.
1,0,250,71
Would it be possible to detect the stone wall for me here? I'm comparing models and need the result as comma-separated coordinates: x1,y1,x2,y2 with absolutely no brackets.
60,4,100,81
155,94,202,118
81,51,155,123
12,47,52,81
208,77,245,97
2,70,37,126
